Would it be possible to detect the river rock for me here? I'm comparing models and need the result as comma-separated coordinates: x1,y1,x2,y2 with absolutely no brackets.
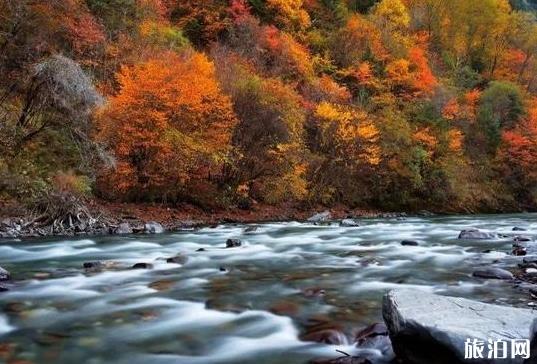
131,262,153,269
383,289,537,364
0,283,9,292
83,261,103,270
513,227,527,231
340,219,360,227
301,328,347,345
401,240,419,246
310,357,371,364
513,246,527,256
113,222,133,234
144,221,164,234
472,267,513,280
244,226,258,233
307,211,331,223
0,266,10,281
166,255,188,264
458,229,496,240
226,238,242,248
514,236,532,242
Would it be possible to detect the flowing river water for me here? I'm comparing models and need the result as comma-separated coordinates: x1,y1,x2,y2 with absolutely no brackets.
0,214,535,363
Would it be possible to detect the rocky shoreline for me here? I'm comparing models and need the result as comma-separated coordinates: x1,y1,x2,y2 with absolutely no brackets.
0,203,415,240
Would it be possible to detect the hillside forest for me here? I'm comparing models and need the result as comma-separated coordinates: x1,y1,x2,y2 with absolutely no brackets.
2,0,537,215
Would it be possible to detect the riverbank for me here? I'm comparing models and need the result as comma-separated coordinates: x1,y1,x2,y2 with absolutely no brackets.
0,198,413,239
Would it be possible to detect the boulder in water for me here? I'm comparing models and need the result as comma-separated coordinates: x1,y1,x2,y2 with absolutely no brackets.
301,328,347,345
458,229,495,240
0,266,10,281
383,289,537,364
514,236,532,242
166,255,188,264
472,267,513,280
513,246,527,256
307,211,331,223
340,219,360,227
226,238,242,248
131,262,153,269
113,222,133,234
401,240,419,246
310,357,371,364
83,261,103,269
513,227,527,231
144,221,164,234
244,226,258,233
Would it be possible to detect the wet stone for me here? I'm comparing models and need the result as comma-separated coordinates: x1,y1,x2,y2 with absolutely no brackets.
225,239,242,248
131,263,153,269
301,328,347,345
144,221,164,234
472,267,513,280
513,227,527,231
244,226,258,233
0,266,10,281
307,211,332,223
513,246,527,256
340,219,360,227
401,240,419,246
149,280,173,291
83,261,103,269
310,356,371,364
166,255,187,264
458,229,495,240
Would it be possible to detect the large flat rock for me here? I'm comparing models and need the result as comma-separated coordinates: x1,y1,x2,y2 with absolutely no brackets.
382,289,537,364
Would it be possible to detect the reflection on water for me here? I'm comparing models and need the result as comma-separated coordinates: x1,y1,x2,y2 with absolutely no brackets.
0,214,535,363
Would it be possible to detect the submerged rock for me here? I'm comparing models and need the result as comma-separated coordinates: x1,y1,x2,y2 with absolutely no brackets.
301,328,347,345
310,357,371,364
131,262,153,269
514,236,532,242
340,219,360,227
307,211,331,223
472,267,513,280
144,221,164,234
166,255,188,264
226,238,242,248
0,266,10,281
383,289,537,364
400,240,419,246
458,229,496,240
244,226,258,233
513,246,527,256
513,227,527,231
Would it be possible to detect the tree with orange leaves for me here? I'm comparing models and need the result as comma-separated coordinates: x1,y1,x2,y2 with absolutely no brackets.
96,51,237,201
497,101,537,205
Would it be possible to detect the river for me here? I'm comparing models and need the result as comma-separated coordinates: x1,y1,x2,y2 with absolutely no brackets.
0,214,534,363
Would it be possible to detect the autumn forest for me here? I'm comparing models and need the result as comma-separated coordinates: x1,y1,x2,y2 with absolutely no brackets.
3,0,537,215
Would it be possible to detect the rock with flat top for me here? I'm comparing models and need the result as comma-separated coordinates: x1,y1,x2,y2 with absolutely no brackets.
340,219,360,227
383,289,537,364
307,211,331,223
458,229,496,240
472,267,513,280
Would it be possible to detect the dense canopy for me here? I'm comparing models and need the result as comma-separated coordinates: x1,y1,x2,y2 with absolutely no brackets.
2,0,537,212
